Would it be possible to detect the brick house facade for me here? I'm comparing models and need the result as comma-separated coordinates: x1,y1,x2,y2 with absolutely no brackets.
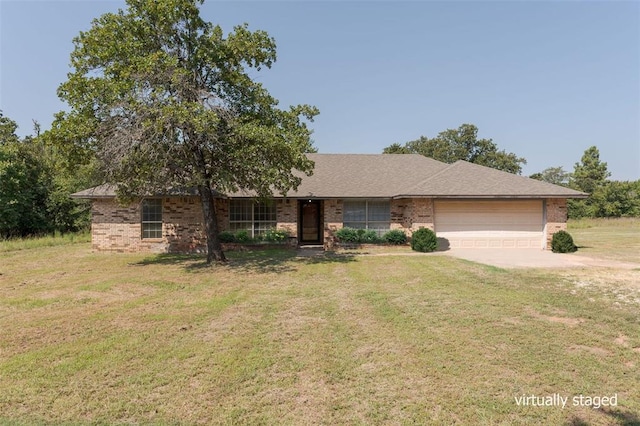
75,154,585,253
88,196,569,252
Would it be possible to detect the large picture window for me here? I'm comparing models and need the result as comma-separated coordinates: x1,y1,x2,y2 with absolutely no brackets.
141,199,163,239
230,200,276,237
343,200,390,236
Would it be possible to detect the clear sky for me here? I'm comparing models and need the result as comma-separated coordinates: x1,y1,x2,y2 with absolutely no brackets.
1,0,639,180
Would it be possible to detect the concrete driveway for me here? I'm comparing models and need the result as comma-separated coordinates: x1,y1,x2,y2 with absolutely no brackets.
444,248,639,269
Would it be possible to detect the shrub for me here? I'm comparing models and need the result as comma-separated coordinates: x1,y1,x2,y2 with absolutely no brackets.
234,229,251,243
411,227,437,252
383,229,407,245
218,231,236,243
551,230,577,253
335,227,360,243
262,228,289,243
359,229,381,243
364,230,381,243
335,227,381,244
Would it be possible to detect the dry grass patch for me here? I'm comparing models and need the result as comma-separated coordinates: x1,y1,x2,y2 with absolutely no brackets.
0,243,639,425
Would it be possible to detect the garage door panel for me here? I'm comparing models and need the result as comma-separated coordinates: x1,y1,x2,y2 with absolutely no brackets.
434,200,544,249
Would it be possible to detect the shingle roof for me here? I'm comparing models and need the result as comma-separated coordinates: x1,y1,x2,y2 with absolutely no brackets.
227,153,450,198
399,160,588,198
71,154,588,199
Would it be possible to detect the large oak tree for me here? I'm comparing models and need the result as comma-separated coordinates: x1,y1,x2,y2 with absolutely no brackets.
383,124,526,174
55,0,318,262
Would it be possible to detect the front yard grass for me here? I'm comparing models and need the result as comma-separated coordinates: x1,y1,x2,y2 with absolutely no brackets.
0,225,639,424
569,217,640,264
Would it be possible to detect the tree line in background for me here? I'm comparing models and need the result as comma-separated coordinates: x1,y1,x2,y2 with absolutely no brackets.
533,146,640,219
384,124,640,219
0,112,97,238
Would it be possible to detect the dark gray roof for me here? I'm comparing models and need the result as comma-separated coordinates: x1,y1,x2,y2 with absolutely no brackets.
71,154,587,199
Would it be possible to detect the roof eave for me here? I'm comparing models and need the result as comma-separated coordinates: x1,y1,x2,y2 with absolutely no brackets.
393,194,589,199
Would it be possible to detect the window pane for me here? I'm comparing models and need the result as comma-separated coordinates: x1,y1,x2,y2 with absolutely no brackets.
254,202,275,222
254,222,277,236
142,199,162,239
142,199,162,222
230,200,276,237
142,222,162,239
367,201,390,221
367,222,390,237
343,222,366,229
343,201,366,222
230,200,252,222
229,223,252,233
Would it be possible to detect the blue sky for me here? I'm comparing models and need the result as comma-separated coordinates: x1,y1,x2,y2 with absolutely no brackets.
1,1,638,180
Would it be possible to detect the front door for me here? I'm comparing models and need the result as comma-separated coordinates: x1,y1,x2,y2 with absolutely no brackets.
299,200,321,244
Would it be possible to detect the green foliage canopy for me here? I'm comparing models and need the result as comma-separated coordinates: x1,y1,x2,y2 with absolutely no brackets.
55,0,319,262
529,166,571,187
0,112,94,238
571,146,611,195
383,124,526,174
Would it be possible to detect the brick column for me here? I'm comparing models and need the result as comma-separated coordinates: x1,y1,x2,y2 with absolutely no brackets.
276,199,298,238
323,199,343,250
545,198,568,250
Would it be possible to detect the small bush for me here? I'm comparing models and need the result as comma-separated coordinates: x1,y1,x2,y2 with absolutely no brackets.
218,231,236,243
234,230,251,243
359,229,381,243
383,229,407,245
551,230,577,253
335,227,360,243
262,228,289,243
335,227,381,244
411,227,437,252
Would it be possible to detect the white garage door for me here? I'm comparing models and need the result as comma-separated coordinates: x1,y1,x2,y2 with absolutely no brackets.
434,200,544,249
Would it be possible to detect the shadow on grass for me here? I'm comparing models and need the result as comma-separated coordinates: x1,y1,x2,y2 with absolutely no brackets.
568,408,640,426
132,248,358,273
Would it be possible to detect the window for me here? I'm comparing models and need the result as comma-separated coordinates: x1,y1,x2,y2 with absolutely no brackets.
141,199,163,239
343,200,390,236
229,200,276,237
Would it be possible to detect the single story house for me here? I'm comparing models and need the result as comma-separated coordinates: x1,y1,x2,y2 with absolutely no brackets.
71,153,587,252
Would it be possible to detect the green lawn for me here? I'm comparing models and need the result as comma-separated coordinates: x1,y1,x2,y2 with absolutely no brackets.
0,223,639,425
569,217,640,264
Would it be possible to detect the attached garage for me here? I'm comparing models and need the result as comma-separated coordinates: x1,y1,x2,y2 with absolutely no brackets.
434,200,544,249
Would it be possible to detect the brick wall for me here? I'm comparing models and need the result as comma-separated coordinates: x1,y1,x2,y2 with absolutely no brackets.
276,199,298,237
91,197,229,253
91,199,153,252
391,198,435,236
164,197,206,253
545,198,568,250
95,196,570,252
323,199,343,249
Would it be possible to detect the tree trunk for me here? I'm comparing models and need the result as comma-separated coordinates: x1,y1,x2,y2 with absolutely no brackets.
198,184,226,263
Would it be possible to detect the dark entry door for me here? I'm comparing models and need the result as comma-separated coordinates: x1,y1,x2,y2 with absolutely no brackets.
300,200,321,244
